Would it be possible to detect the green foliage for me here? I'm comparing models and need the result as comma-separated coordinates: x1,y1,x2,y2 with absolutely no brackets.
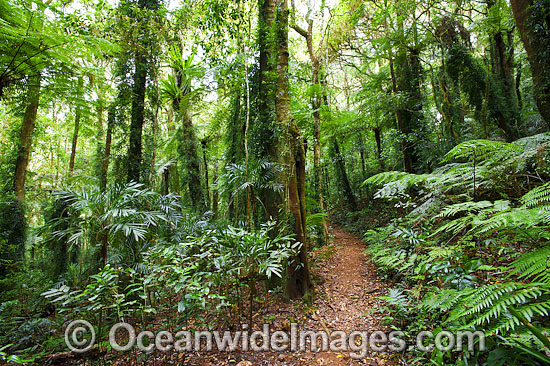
510,247,550,283
363,135,550,364
44,182,182,268
0,194,25,279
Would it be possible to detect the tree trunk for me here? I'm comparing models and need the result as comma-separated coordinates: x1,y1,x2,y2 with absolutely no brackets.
128,56,147,183
516,66,523,110
258,0,279,220
212,163,219,219
201,140,211,208
510,0,550,129
357,134,367,176
273,0,312,299
178,110,205,211
291,18,329,243
389,54,413,173
100,104,114,191
332,138,357,211
161,166,170,195
488,11,522,140
69,77,84,174
374,127,385,171
14,73,41,201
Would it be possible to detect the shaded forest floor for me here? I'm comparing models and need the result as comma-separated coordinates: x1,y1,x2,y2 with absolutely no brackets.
145,226,392,366
54,225,394,366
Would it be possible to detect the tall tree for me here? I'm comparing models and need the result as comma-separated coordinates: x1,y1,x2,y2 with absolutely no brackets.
14,74,40,201
162,48,205,211
69,76,84,174
510,0,550,129
291,4,330,242
274,0,312,299
125,0,162,183
256,0,312,298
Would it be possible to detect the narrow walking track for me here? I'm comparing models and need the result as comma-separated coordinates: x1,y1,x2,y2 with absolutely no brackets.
294,225,393,366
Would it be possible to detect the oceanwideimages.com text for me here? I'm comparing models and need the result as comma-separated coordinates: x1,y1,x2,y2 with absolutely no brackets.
65,320,486,359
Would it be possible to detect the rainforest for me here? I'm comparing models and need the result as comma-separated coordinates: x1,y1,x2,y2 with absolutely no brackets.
1,0,550,365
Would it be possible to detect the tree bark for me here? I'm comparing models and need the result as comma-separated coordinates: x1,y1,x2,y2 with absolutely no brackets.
212,163,219,219
100,104,114,191
201,139,211,208
332,138,357,211
357,134,367,176
374,127,385,171
128,56,147,183
69,77,84,174
510,0,550,129
14,73,41,201
291,18,329,243
273,0,312,299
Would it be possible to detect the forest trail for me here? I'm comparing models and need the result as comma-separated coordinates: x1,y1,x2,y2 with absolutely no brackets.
292,225,393,366
194,225,394,366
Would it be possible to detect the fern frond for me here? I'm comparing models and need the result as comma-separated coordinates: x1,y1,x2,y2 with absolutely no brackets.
521,182,550,209
361,171,412,187
421,288,473,312
442,139,523,163
381,288,410,311
510,247,550,284
450,282,550,334
436,201,493,218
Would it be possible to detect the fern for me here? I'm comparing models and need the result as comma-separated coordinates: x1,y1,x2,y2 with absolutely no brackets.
510,247,550,284
420,288,472,312
522,182,550,209
381,288,410,311
471,208,543,235
436,200,493,218
449,282,550,334
442,139,523,163
361,171,413,187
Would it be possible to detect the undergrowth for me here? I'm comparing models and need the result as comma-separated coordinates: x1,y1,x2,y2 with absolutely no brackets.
360,134,550,365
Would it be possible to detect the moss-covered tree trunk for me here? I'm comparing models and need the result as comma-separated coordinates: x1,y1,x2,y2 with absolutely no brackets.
257,0,281,222
14,73,41,201
510,0,550,129
178,110,205,211
69,77,84,174
269,0,312,299
128,56,147,183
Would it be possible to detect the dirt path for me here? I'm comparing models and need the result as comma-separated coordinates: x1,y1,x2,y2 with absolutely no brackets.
291,225,393,366
190,225,393,366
